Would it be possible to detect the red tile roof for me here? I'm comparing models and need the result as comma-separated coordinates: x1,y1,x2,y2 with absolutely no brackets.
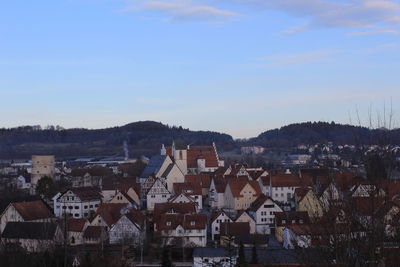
227,179,261,198
187,146,219,168
155,213,207,231
65,187,102,201
94,203,126,226
67,218,88,232
270,174,312,188
12,200,53,221
185,174,211,189
153,202,196,220
173,182,202,196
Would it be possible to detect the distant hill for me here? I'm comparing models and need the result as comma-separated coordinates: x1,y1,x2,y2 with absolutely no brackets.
0,121,235,159
247,121,400,147
2,121,400,159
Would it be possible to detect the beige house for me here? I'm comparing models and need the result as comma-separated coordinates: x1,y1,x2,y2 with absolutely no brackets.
0,200,54,233
294,188,324,219
224,179,261,210
1,222,62,252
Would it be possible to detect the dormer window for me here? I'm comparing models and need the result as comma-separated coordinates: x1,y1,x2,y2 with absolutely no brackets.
166,221,171,226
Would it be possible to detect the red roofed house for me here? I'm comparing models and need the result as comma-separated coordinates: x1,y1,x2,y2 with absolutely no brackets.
210,210,233,240
54,187,102,219
209,177,227,209
163,142,224,175
172,182,203,209
154,213,207,247
0,200,54,233
294,187,324,219
224,179,261,210
67,218,89,245
268,173,313,204
249,194,283,234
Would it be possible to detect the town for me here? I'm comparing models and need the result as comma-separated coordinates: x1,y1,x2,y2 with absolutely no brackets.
1,140,400,266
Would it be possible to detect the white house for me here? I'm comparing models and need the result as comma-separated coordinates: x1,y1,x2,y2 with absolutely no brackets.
155,213,207,247
268,174,312,204
54,187,102,219
0,200,54,233
209,178,226,210
173,182,203,210
249,194,283,234
210,210,233,240
146,178,171,211
109,210,145,245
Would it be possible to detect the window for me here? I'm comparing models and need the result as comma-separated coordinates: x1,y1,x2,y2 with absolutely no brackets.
151,195,155,198
215,227,219,231
95,204,99,207
166,221,171,226
84,205,88,209
191,221,195,226
75,206,79,209
90,205,93,208
62,206,66,209
162,195,166,198
68,206,73,209
74,214,79,217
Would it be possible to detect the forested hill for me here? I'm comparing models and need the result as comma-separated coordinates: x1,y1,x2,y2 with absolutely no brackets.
247,121,400,147
2,121,400,159
0,121,235,159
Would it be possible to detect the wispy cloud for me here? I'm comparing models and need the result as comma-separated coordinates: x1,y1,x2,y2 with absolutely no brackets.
123,0,238,22
258,49,336,66
347,28,399,36
236,0,400,29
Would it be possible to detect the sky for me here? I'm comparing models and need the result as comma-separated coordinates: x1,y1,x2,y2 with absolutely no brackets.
0,0,399,138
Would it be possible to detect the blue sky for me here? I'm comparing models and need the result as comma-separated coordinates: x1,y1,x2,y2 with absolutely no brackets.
1,0,399,138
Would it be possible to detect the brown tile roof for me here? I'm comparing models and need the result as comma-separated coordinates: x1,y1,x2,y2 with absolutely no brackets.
250,194,278,211
247,170,266,180
12,200,53,221
71,167,112,177
187,146,219,168
185,174,211,189
210,210,232,224
94,203,126,226
125,209,145,228
153,202,196,220
294,187,312,202
67,218,88,232
66,187,102,201
155,213,207,231
275,211,310,227
227,179,261,198
270,174,312,188
220,222,250,236
173,182,202,196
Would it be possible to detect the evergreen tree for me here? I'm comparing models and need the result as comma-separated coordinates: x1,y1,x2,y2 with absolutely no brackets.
251,245,258,264
161,247,173,267
237,241,246,266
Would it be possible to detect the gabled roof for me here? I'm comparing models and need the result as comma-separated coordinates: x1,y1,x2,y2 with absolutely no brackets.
173,182,202,196
185,173,211,189
235,210,255,222
294,187,313,203
61,187,102,201
210,210,232,224
270,174,312,188
227,179,261,198
141,155,167,178
250,194,278,211
67,218,88,232
124,209,145,229
93,203,126,226
187,146,219,168
11,200,53,221
160,163,175,178
155,213,207,231
1,222,58,240
153,202,196,220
